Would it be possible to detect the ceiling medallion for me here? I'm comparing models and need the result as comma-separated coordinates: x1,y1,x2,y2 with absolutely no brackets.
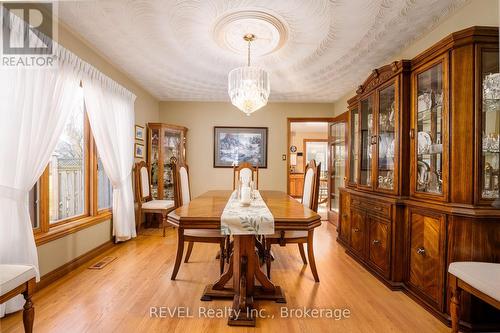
213,10,288,56
228,33,270,116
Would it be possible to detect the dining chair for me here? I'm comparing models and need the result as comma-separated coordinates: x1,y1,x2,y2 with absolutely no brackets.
264,159,321,282
134,161,175,236
170,160,227,280
233,162,258,189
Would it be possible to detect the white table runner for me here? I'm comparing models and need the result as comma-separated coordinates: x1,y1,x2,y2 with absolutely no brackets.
221,190,275,235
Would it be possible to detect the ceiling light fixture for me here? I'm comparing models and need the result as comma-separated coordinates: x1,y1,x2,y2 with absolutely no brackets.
228,33,270,116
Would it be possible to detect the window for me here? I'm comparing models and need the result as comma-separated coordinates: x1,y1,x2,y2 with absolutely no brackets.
30,103,112,245
97,156,113,210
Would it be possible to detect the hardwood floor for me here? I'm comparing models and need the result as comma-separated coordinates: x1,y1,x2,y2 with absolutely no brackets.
1,223,448,333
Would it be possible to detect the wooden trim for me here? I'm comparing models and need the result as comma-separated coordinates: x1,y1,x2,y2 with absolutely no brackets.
287,118,333,196
36,240,115,291
35,211,112,246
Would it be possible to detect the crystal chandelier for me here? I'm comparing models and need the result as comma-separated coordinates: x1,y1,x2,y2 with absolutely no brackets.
228,34,270,116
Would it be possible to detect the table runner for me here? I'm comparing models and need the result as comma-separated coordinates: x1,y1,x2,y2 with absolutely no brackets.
221,190,275,235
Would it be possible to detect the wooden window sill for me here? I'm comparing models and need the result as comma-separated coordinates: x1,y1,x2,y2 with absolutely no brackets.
35,211,112,246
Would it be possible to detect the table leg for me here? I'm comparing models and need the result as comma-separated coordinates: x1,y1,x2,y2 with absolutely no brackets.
201,235,286,326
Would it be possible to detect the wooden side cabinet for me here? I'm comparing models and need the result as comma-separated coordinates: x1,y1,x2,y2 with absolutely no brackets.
406,208,446,311
289,173,304,198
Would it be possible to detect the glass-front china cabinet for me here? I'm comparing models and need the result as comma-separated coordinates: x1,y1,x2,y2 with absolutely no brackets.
338,28,500,330
328,114,347,222
147,123,188,200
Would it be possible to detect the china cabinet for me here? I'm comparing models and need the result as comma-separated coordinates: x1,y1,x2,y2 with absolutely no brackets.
146,123,188,200
327,112,348,224
338,27,500,331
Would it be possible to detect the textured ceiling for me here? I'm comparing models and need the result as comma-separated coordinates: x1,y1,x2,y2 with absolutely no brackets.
58,0,469,102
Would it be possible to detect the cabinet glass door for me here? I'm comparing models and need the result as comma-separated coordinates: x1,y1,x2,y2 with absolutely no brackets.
163,129,181,200
360,96,374,186
481,50,500,200
377,84,396,191
416,63,444,195
150,128,160,199
330,122,346,213
349,108,359,184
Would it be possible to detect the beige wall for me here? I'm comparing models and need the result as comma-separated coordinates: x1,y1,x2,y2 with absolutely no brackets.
159,102,334,197
35,21,160,276
332,0,500,115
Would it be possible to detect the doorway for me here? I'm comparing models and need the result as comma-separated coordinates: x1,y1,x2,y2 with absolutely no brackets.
287,118,333,221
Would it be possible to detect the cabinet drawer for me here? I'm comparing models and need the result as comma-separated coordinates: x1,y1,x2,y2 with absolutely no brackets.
351,196,391,219
408,210,446,309
350,208,366,256
368,217,391,277
338,193,351,243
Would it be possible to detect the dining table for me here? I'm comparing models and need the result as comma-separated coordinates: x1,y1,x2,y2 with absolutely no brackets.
167,190,322,326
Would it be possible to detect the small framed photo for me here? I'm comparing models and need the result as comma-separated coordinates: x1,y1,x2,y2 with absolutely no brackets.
135,125,145,141
134,143,145,159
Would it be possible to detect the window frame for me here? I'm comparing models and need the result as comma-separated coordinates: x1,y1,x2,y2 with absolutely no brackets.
34,112,113,246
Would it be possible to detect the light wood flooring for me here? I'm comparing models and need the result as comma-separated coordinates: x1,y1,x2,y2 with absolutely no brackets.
1,223,449,333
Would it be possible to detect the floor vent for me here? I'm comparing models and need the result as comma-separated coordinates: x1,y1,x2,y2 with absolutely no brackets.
88,256,117,270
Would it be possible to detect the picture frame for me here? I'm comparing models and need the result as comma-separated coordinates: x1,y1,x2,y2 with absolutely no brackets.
135,125,145,141
214,127,268,168
134,143,145,159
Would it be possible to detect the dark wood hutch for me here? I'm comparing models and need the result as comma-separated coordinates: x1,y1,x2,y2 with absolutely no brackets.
338,27,500,331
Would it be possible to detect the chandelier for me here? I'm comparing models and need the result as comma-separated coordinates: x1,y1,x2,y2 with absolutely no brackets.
228,34,270,116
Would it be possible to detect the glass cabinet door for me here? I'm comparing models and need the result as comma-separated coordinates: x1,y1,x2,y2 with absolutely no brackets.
349,108,359,184
150,128,160,199
377,84,396,191
480,49,500,200
415,63,444,195
163,129,182,200
360,96,374,187
330,122,346,213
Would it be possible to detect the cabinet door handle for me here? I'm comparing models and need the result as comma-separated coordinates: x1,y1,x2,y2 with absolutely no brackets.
372,239,380,245
370,135,378,145
353,228,360,233
416,247,426,256
342,214,348,219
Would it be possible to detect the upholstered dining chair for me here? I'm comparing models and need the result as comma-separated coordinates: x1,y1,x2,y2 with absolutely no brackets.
135,161,175,236
264,159,321,282
170,160,227,280
233,162,258,189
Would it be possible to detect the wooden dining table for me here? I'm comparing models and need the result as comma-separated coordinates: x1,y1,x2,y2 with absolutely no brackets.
167,190,321,326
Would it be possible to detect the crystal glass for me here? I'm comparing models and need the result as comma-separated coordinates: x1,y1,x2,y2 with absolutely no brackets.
228,67,270,116
481,50,500,199
377,84,396,190
416,63,443,194
360,96,374,186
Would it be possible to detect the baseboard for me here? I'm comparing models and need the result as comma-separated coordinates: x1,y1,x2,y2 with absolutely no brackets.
36,240,115,291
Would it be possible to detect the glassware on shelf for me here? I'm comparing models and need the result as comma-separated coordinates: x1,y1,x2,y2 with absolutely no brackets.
480,51,499,200
360,97,373,186
415,62,444,194
377,84,396,190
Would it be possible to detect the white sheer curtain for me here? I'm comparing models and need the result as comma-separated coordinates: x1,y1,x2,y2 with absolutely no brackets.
0,16,83,316
83,73,137,242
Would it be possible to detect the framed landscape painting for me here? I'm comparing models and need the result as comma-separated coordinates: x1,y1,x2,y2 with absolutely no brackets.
214,127,268,168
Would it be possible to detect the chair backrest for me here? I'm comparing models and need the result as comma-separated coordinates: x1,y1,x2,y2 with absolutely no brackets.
233,162,259,189
134,161,152,204
302,160,321,212
172,160,191,207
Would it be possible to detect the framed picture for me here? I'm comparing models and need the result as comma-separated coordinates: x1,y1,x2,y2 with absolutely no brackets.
134,143,145,159
214,127,268,168
135,125,145,141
